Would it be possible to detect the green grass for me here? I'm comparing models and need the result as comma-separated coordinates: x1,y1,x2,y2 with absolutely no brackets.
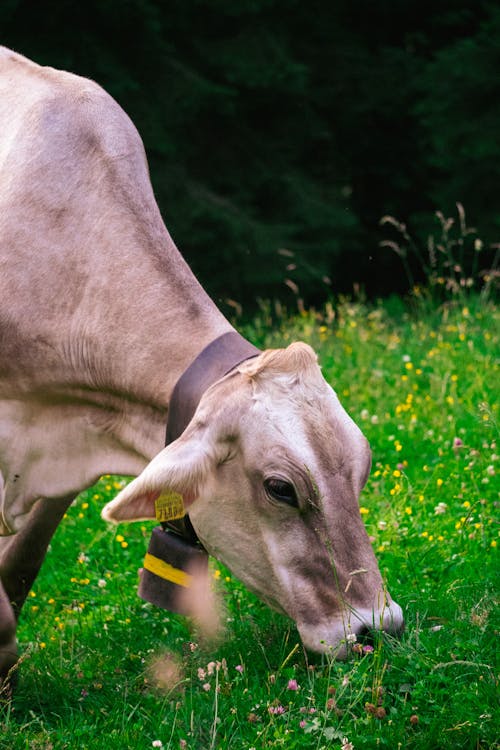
1,294,498,750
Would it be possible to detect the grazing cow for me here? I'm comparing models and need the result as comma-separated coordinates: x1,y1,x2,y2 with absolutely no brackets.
0,47,403,691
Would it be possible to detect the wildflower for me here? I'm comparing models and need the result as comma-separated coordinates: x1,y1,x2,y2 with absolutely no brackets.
235,664,244,674
97,578,107,588
363,644,374,654
377,520,387,530
299,720,306,728
410,714,419,725
453,437,463,448
434,502,447,515
179,741,187,750
152,742,163,749
346,633,357,644
436,478,443,487
359,507,370,515
405,507,412,515
197,668,206,680
287,679,299,691
268,705,286,715
491,540,497,548
341,738,354,750
202,682,211,692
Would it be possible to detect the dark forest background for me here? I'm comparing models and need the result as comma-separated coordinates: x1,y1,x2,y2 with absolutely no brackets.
2,1,499,309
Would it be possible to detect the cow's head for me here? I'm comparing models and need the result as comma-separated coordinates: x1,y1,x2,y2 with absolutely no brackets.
102,342,403,654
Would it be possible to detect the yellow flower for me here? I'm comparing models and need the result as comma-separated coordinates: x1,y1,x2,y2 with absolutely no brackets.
436,478,443,487
462,500,471,508
491,540,497,548
116,534,125,543
393,469,401,478
360,507,370,515
405,507,412,515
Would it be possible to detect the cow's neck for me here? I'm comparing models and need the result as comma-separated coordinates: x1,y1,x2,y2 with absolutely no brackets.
165,330,260,444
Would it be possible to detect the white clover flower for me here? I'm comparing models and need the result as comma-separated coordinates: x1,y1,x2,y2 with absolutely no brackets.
434,502,447,515
346,633,357,644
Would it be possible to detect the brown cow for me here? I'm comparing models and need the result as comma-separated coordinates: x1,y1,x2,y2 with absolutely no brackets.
0,47,403,692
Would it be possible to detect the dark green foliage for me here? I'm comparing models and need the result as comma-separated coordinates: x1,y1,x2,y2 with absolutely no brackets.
2,1,498,306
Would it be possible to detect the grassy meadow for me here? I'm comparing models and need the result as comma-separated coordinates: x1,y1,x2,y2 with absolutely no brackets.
1,293,498,750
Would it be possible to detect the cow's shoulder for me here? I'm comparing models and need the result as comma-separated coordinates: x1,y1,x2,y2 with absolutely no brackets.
0,46,141,162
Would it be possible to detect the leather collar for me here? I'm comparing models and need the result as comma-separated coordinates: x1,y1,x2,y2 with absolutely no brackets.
163,330,260,543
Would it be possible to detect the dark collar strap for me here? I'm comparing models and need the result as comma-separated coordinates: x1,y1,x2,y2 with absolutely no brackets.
164,331,260,543
165,330,260,445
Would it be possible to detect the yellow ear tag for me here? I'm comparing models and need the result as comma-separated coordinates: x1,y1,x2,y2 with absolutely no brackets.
155,491,185,522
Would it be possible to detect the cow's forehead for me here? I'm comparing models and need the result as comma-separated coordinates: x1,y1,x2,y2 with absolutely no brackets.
235,360,368,480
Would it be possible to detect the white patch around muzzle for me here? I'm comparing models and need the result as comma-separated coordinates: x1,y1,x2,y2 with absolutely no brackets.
297,598,404,656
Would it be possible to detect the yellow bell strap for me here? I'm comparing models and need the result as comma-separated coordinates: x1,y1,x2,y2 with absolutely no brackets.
143,552,192,588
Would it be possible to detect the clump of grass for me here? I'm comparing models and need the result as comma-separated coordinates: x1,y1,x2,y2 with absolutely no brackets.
1,294,498,750
380,203,499,303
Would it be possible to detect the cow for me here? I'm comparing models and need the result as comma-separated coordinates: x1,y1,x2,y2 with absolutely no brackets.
0,47,403,692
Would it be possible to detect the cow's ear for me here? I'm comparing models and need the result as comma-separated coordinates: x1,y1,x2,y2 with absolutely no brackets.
101,426,216,523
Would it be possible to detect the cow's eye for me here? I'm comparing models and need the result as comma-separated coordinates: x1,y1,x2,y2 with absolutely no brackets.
264,477,298,507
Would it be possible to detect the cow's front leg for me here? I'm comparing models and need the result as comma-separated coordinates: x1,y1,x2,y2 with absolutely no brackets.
0,495,74,694
0,578,17,699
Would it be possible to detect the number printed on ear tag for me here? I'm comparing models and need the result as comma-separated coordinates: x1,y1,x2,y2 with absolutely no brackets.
155,491,185,522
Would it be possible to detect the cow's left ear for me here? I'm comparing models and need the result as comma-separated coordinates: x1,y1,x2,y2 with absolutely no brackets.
101,424,218,523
